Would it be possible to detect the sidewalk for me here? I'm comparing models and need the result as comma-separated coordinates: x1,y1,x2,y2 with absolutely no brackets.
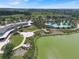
0,34,11,54
13,32,34,50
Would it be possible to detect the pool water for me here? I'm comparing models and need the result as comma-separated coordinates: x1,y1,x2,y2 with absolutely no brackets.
46,22,72,28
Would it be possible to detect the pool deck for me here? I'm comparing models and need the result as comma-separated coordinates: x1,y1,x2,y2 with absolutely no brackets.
45,22,73,28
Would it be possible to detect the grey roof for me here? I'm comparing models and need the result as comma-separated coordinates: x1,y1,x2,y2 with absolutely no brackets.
0,25,14,35
0,22,29,35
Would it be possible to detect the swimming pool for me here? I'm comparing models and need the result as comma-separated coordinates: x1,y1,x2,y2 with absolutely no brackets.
45,21,73,29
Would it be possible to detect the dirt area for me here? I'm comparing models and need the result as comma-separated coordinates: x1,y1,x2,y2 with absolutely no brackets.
14,48,27,56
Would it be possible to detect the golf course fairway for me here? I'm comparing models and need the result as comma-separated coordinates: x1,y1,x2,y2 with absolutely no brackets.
36,33,79,59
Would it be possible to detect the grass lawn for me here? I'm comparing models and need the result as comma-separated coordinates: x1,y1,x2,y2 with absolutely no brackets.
0,34,23,59
0,55,23,59
22,26,39,32
10,34,23,47
36,33,79,59
0,55,2,59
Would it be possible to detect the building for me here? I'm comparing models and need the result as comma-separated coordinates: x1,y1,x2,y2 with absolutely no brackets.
0,20,33,40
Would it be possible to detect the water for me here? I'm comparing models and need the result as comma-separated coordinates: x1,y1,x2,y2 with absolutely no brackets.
47,22,72,28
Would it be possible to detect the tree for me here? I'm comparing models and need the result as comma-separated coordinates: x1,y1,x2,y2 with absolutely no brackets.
24,12,32,16
0,17,6,25
33,16,46,28
2,43,14,59
23,37,35,59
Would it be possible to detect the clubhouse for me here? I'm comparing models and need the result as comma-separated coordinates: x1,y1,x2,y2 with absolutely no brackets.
0,20,33,40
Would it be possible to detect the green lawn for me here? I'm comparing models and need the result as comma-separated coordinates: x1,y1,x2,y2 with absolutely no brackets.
10,34,23,47
0,34,23,59
36,33,79,59
0,55,2,59
22,26,39,32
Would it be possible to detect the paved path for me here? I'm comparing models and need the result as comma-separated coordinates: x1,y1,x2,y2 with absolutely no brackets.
13,32,34,50
0,23,79,53
0,34,11,54
0,31,34,53
0,20,33,53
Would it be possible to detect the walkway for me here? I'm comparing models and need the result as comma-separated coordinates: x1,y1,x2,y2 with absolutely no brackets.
13,32,34,50
0,20,33,54
0,31,34,53
0,34,11,54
